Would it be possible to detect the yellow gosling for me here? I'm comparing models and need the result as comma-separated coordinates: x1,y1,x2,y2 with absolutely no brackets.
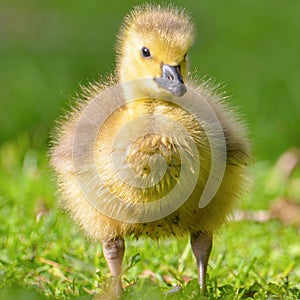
50,4,251,297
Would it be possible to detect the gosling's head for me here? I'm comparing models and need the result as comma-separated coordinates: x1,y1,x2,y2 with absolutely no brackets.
116,5,195,98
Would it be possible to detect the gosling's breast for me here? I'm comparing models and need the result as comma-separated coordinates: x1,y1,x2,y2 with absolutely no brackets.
94,99,206,204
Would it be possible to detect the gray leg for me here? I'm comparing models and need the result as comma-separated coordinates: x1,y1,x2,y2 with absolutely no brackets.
102,237,125,297
190,231,213,295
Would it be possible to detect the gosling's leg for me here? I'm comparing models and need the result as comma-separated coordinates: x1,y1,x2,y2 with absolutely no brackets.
102,237,125,296
190,231,213,295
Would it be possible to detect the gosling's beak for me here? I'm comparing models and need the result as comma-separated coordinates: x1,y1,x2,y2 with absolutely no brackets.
154,64,187,97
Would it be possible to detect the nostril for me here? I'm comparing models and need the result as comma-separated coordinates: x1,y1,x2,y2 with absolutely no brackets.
167,75,173,81
162,64,183,83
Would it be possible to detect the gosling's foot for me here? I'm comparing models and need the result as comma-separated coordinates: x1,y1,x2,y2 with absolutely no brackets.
102,238,125,298
190,231,213,295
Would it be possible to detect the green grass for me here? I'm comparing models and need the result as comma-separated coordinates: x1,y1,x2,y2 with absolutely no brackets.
1,137,300,299
1,0,300,299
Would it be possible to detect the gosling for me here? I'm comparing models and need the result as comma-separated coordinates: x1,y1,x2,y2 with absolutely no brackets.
50,4,250,296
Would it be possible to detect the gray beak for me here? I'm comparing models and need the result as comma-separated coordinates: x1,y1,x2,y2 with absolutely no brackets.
154,64,187,97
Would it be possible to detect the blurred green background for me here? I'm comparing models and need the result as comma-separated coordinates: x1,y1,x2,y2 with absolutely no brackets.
1,0,299,161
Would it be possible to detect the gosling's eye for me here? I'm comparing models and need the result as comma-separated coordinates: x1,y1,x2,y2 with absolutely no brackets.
184,53,187,60
141,47,151,58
